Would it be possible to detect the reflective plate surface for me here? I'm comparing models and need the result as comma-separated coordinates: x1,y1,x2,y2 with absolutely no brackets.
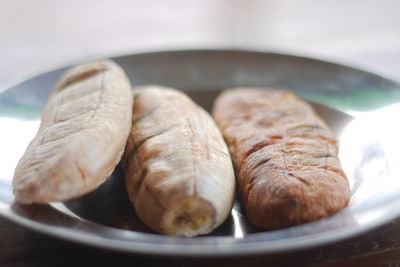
1,50,400,256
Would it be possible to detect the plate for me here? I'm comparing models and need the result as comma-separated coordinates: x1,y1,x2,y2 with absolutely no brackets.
1,50,400,256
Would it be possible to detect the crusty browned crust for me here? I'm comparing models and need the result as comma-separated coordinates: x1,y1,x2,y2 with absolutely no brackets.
212,88,350,229
123,86,235,237
13,60,133,204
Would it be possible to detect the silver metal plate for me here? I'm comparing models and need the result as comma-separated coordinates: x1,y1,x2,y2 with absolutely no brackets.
1,50,400,256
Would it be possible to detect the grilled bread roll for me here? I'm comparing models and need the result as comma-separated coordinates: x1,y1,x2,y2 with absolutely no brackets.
124,86,235,236
13,60,133,204
212,88,350,229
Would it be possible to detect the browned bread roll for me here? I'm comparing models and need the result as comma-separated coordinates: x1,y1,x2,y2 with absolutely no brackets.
212,88,350,229
13,60,133,204
123,86,235,236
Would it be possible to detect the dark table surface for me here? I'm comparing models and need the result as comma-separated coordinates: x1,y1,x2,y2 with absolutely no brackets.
2,214,400,267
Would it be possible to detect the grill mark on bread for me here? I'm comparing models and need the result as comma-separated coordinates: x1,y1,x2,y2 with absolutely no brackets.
145,182,167,210
186,117,198,196
76,164,86,182
211,149,230,159
243,140,275,161
317,165,347,178
57,66,107,90
124,125,175,167
134,166,148,197
279,143,291,184
89,74,105,121
253,157,272,170
288,172,311,186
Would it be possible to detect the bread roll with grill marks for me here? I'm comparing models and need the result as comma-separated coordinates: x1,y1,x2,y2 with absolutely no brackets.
212,88,350,229
124,86,235,237
13,60,133,204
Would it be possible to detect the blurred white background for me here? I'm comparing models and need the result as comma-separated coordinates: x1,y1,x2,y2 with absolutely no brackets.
1,0,399,88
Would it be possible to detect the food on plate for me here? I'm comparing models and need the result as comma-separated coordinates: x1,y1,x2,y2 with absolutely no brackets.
13,60,133,204
123,86,235,236
212,88,350,229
